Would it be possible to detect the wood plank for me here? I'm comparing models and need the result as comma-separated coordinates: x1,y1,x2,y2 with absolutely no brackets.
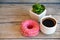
0,5,60,23
0,4,60,16
0,23,60,38
0,0,59,2
0,4,60,15
0,15,31,22
0,39,60,40
0,7,28,16
0,15,60,23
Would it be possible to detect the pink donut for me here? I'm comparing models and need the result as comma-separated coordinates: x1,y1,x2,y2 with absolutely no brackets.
21,20,40,37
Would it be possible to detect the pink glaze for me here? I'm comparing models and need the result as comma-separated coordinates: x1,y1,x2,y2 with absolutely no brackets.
21,20,40,37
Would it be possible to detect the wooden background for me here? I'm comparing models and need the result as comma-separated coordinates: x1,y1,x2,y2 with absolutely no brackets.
0,0,60,3
0,4,60,40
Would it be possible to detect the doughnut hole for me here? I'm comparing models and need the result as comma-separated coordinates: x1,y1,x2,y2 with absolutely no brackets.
27,25,33,29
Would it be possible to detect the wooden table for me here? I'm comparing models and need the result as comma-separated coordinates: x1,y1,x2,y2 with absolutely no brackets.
0,4,60,40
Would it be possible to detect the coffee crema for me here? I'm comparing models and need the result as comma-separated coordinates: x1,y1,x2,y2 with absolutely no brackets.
42,18,56,27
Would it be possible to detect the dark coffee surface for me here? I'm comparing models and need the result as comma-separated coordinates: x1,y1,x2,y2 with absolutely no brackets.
42,19,55,27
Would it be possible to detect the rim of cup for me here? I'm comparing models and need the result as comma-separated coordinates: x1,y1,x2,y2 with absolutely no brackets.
40,16,57,28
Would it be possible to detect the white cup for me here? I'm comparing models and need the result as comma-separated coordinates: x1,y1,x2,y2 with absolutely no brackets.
40,15,57,34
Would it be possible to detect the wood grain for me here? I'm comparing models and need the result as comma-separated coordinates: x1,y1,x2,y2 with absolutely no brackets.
0,23,60,38
0,4,60,39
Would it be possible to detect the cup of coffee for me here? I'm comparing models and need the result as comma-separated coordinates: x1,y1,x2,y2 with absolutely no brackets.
40,15,57,34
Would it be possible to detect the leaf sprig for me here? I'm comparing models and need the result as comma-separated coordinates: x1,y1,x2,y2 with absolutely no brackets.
32,3,45,15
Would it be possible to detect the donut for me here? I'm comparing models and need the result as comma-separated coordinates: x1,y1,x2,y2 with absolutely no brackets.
21,20,40,37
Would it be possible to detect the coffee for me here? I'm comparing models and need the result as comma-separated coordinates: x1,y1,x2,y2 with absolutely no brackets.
42,18,56,27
